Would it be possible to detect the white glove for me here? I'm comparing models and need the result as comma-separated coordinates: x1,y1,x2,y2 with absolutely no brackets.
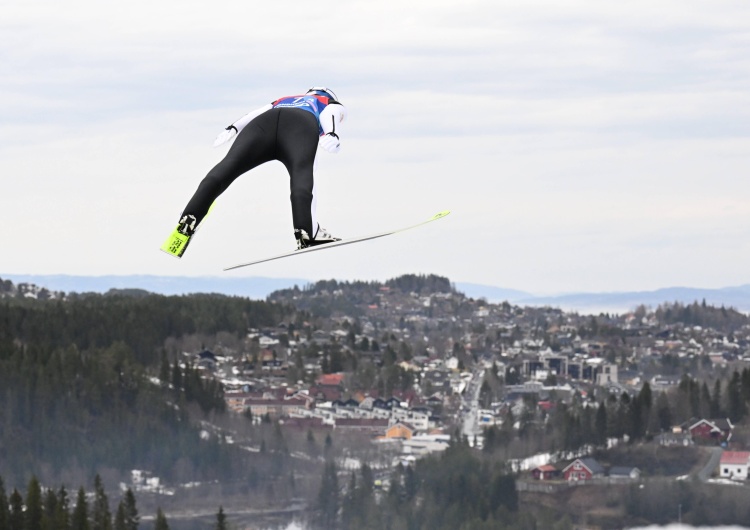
319,133,341,154
213,126,237,147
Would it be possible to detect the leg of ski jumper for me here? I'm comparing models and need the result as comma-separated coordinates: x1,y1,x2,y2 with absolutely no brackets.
181,110,278,225
276,108,320,239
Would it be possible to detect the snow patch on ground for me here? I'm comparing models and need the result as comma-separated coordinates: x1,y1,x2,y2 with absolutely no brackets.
627,523,749,530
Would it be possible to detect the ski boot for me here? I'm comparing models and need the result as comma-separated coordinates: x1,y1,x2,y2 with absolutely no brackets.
161,214,197,258
295,224,341,250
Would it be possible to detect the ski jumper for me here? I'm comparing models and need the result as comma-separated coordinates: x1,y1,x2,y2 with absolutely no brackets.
181,93,347,241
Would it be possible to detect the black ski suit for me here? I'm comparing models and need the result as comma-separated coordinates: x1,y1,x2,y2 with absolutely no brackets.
182,95,345,240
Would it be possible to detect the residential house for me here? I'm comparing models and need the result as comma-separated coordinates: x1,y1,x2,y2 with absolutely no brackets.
334,418,389,435
225,391,265,413
278,417,330,431
719,451,750,480
310,385,343,402
242,397,311,419
609,467,641,481
317,373,345,386
197,350,217,371
655,432,694,447
531,465,559,481
686,418,733,444
562,458,605,482
401,433,450,457
385,422,415,440
391,408,430,431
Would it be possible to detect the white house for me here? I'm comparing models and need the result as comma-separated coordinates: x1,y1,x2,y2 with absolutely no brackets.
719,451,750,480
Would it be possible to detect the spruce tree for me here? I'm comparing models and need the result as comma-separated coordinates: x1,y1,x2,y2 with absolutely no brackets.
656,392,672,432
595,401,607,445
91,476,112,530
0,477,9,530
113,505,126,530
316,462,339,529
727,371,746,422
340,473,357,529
121,489,139,530
43,486,60,530
214,507,227,530
711,379,723,418
54,487,71,530
10,489,25,530
71,487,90,530
741,368,750,404
25,476,43,530
153,509,169,530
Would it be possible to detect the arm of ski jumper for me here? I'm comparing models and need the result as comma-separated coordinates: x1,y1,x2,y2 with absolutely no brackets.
319,103,347,137
230,103,274,133
318,103,347,153
213,103,274,147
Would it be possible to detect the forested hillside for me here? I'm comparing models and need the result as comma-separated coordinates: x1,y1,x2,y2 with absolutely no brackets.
0,286,293,487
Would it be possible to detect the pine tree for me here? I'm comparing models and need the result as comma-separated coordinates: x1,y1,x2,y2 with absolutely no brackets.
91,476,112,530
595,401,607,445
54,487,71,530
71,487,90,530
656,392,672,432
340,472,358,529
0,477,9,530
158,353,170,384
727,371,746,422
121,489,139,530
741,368,750,404
42,486,59,530
25,476,43,530
214,507,227,530
10,489,25,530
316,462,339,529
113,505,126,530
711,379,723,418
153,509,169,530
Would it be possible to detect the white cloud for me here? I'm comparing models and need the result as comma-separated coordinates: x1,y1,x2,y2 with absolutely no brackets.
1,0,749,293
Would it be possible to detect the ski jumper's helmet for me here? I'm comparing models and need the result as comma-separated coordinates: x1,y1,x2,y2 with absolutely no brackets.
306,87,338,101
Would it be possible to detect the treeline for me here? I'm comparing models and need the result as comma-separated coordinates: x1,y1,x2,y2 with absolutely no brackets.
0,292,287,365
0,335,238,485
0,474,143,530
654,300,749,332
384,274,453,295
0,291,292,486
269,274,455,318
482,368,750,456
311,441,549,530
0,473,235,530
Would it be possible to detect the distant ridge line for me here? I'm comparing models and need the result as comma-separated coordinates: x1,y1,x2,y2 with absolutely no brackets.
2,274,749,314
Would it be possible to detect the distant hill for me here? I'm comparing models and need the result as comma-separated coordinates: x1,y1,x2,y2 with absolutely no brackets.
454,282,532,303
2,274,749,313
515,285,750,314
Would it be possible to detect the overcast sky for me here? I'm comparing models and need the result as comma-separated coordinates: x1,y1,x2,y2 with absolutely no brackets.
1,0,749,294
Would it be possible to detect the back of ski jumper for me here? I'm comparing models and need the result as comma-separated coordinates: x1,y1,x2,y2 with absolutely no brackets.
271,95,334,135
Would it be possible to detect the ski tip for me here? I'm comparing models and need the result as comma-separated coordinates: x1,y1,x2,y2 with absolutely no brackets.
433,210,451,220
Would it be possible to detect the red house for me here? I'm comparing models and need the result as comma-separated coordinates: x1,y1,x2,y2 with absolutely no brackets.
687,418,733,443
562,458,605,482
